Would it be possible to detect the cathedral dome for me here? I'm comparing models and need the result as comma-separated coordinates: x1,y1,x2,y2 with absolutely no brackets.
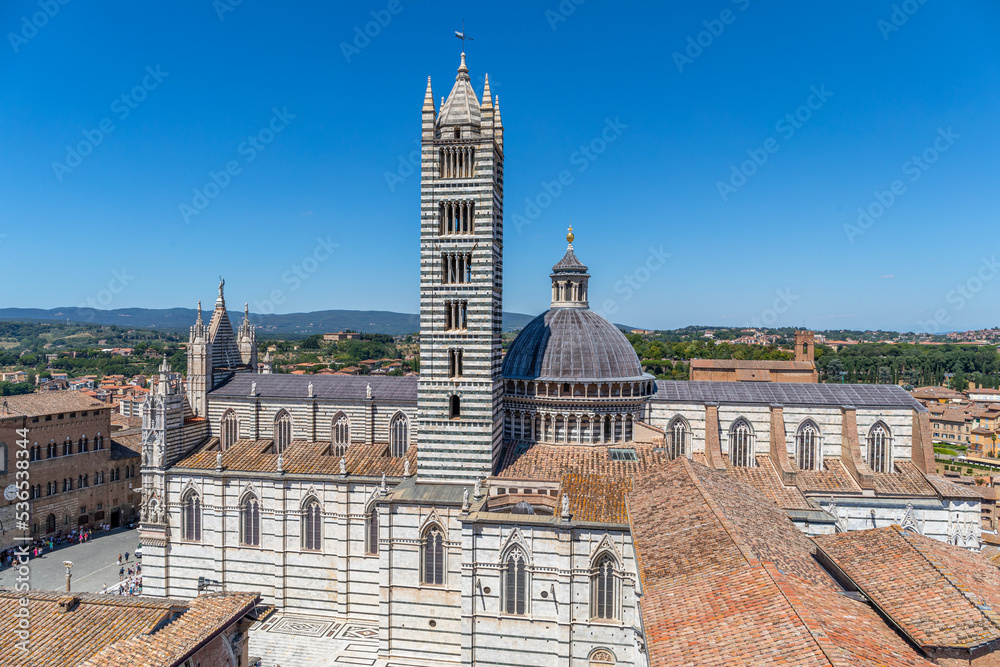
502,308,647,382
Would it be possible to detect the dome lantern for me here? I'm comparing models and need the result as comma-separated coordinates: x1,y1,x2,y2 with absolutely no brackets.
550,226,589,309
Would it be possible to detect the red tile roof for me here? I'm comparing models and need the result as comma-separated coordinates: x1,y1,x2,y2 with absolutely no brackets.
628,460,934,666
816,526,1000,651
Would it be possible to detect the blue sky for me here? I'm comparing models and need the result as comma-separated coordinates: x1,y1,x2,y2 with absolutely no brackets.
2,1,998,332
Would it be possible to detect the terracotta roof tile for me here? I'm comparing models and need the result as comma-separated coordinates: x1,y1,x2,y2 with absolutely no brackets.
628,460,934,666
0,390,109,417
175,437,417,478
816,526,1000,651
81,592,259,667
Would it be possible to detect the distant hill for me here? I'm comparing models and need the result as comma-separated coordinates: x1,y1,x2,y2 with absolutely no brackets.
0,307,538,336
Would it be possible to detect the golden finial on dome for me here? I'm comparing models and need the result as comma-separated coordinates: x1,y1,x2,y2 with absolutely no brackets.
567,224,574,244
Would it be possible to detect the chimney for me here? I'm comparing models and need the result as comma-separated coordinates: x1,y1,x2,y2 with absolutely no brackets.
57,595,80,613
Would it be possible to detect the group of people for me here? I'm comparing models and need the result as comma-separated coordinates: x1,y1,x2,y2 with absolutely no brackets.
104,575,142,596
102,551,142,595
0,526,115,569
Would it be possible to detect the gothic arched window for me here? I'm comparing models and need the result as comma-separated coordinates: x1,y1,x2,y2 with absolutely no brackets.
302,499,322,551
241,495,261,546
502,548,528,615
796,420,821,471
332,413,350,457
421,524,445,585
183,492,202,541
79,436,88,452
95,434,104,450
273,411,292,454
668,417,688,460
390,413,409,458
867,421,891,473
221,410,239,451
592,554,619,620
728,419,755,467
366,507,379,555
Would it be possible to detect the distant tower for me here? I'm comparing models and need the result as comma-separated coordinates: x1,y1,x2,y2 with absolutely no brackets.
418,53,504,482
795,330,815,363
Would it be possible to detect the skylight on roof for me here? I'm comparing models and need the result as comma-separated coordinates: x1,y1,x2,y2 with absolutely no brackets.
609,448,638,462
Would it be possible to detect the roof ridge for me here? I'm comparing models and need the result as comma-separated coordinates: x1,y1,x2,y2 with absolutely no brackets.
680,457,758,566
760,561,852,667
895,525,1000,635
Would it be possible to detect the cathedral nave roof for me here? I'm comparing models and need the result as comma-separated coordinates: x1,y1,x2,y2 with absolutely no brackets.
209,373,417,402
174,437,417,479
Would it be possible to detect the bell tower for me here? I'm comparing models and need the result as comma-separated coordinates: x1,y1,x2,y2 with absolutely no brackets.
417,53,504,482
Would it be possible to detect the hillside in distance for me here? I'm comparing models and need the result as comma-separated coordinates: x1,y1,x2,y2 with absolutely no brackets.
0,307,537,336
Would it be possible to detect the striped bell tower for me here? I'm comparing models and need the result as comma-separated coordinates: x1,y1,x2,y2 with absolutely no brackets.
417,53,504,482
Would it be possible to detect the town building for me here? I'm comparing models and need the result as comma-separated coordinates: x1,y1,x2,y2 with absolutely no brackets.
135,52,987,665
928,403,973,448
688,330,818,382
0,589,260,667
0,391,140,550
323,332,361,342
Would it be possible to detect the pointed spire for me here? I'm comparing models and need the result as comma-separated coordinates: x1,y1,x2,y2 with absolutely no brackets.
196,300,203,324
422,76,435,112
244,301,249,321
481,74,493,109
458,52,469,77
494,96,502,127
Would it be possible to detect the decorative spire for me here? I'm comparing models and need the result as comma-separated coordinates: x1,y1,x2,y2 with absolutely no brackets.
216,277,225,306
567,224,574,245
458,51,469,77
494,95,502,127
423,76,435,112
244,301,249,319
481,74,493,109
196,300,203,325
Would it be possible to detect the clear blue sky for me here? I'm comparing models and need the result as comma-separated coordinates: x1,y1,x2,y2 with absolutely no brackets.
2,1,998,333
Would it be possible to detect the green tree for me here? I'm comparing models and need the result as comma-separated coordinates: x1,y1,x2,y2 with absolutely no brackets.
950,371,969,392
